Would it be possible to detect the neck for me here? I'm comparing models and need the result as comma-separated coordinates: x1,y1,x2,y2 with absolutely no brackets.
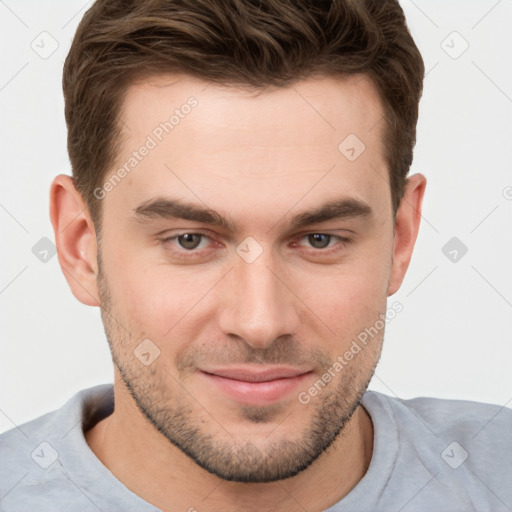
85,382,373,512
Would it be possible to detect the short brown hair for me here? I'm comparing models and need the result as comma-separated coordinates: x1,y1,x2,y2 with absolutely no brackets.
63,0,424,227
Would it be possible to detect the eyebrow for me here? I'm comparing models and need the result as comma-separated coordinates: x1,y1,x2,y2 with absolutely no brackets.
133,196,372,231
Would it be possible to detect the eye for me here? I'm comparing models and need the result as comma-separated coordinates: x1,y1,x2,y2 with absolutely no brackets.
161,232,212,255
304,233,334,249
159,231,351,262
297,233,347,250
174,233,205,250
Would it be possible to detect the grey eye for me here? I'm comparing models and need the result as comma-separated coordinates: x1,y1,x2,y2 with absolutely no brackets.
307,234,331,249
177,233,203,250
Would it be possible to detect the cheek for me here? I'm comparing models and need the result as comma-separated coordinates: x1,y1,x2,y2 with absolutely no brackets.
305,273,385,336
296,243,392,345
121,275,187,339
100,245,172,338
111,254,222,345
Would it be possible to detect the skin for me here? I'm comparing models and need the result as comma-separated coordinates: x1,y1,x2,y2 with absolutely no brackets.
50,73,425,512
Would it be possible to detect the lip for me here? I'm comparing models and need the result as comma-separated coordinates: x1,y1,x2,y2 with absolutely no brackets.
199,366,312,406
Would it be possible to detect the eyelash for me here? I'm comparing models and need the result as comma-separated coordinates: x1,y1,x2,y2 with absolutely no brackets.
159,231,351,260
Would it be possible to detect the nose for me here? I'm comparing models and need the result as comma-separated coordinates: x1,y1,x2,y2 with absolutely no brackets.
217,249,300,350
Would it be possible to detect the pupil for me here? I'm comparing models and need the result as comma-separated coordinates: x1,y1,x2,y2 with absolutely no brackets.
179,233,201,249
309,234,330,249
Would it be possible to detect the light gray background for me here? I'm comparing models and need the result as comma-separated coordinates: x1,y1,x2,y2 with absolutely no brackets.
1,0,511,434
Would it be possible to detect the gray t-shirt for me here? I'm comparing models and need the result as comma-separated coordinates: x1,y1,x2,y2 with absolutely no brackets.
1,384,511,511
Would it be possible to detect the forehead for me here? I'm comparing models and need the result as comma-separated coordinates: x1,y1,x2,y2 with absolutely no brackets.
119,72,386,154
107,73,390,225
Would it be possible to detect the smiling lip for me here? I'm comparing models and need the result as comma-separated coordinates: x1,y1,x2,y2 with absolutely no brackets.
199,366,312,406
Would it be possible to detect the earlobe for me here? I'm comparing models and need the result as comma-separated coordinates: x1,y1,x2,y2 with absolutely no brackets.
387,173,427,296
49,174,100,306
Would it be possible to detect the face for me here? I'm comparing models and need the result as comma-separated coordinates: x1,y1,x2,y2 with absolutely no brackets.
96,73,394,483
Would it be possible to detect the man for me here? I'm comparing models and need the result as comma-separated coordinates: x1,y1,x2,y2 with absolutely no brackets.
1,0,510,511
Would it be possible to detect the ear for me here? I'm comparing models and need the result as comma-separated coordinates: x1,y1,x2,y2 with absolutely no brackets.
387,173,427,296
49,174,100,306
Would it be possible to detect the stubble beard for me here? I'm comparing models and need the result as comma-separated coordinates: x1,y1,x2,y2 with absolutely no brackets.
97,268,380,483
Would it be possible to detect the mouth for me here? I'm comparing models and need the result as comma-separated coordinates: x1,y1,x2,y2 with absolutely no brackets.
198,366,313,406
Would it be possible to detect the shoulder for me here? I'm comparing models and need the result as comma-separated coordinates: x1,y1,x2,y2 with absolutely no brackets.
0,384,113,452
364,390,512,439
361,390,512,509
388,392,511,468
0,384,114,510
0,406,62,468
